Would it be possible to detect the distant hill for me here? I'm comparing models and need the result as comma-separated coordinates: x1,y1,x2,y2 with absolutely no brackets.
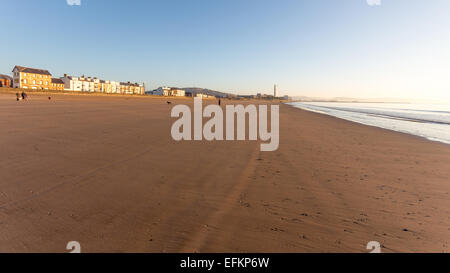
182,87,230,98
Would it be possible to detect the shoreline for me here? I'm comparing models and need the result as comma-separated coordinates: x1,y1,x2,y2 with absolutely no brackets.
286,102,450,146
0,94,449,253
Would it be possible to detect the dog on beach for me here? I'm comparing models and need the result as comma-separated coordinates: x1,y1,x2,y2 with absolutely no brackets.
167,101,172,105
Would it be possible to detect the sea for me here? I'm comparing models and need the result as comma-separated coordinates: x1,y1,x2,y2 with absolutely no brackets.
288,102,450,145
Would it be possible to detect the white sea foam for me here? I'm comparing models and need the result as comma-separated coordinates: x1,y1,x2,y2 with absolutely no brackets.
288,102,450,145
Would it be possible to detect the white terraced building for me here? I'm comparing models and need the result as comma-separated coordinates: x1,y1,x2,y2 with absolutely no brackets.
61,74,144,94
61,75,84,91
110,81,121,94
81,76,95,92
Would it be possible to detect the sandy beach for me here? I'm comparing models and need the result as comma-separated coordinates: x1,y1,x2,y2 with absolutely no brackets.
0,92,449,253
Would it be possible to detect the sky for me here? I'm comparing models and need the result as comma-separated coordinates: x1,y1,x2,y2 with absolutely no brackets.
1,0,449,101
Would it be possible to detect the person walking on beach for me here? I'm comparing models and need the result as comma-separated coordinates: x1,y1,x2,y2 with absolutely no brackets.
218,98,221,106
21,91,26,100
16,93,20,101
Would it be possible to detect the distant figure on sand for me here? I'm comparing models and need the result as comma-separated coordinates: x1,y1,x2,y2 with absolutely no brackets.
218,98,221,106
16,93,20,101
21,91,26,100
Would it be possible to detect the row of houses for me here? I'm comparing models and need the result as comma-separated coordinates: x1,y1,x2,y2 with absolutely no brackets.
1,65,145,95
60,74,144,95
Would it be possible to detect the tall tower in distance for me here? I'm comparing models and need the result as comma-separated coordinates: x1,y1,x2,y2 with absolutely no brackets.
274,84,278,97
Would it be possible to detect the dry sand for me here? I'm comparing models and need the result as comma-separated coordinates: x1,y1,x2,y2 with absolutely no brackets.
0,92,449,253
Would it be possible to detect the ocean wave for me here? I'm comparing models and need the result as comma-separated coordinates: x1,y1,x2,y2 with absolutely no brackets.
288,102,450,145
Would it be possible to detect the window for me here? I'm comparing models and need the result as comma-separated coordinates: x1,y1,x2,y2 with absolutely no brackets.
39,81,43,84
33,80,36,84
24,73,27,77
45,81,48,85
24,79,27,84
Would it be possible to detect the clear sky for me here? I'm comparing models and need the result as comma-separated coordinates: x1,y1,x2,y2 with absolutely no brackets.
1,0,449,101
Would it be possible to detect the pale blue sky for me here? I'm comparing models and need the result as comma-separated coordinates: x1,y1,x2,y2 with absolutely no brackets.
1,0,449,101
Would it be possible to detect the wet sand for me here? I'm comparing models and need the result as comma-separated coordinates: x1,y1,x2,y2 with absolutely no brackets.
0,93,449,253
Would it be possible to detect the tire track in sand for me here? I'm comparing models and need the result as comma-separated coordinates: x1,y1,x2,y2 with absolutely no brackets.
179,145,261,252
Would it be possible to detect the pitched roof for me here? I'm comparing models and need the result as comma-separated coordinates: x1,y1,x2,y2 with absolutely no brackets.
51,78,64,84
0,74,12,81
13,66,52,76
